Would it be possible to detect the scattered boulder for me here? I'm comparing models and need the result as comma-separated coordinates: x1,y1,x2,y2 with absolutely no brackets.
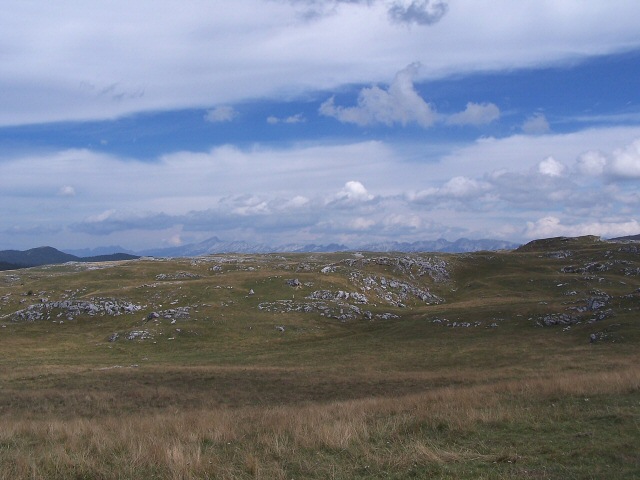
126,330,153,340
587,296,608,311
9,298,142,323
537,313,577,326
156,272,201,281
561,262,611,274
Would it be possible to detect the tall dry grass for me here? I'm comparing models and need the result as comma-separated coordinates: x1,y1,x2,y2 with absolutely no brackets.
1,365,638,479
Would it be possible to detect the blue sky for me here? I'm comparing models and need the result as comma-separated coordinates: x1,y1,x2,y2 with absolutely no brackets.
1,0,640,250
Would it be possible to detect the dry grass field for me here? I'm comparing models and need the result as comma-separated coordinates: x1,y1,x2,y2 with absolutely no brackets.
1,236,639,479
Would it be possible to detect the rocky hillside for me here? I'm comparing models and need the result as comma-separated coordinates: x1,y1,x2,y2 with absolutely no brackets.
1,235,638,347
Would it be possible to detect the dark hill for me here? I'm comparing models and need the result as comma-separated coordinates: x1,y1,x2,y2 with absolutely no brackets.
0,247,139,270
81,253,140,263
609,234,640,241
0,246,77,268
0,261,20,271
516,235,602,252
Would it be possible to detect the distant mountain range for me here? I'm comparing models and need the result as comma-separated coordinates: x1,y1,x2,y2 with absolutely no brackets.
0,236,533,271
134,236,520,257
5,232,639,271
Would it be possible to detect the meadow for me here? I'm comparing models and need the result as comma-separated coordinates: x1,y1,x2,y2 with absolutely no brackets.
0,236,638,479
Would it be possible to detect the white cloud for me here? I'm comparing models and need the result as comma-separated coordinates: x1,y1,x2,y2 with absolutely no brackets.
2,126,640,249
522,113,551,135
608,138,640,178
58,185,76,197
266,113,305,124
321,69,501,129
525,216,640,240
285,195,310,208
571,138,640,179
319,63,437,127
86,210,118,223
413,176,490,202
575,150,607,176
204,106,238,123
337,180,374,201
350,217,376,230
2,1,640,125
427,126,640,181
440,176,487,197
446,102,500,126
537,156,565,177
382,213,422,229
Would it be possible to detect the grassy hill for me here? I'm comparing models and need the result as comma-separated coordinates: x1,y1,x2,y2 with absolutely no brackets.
0,236,638,479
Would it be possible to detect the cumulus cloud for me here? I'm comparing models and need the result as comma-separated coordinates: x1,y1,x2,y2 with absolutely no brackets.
537,156,565,177
336,180,374,201
446,102,500,126
387,0,449,25
320,65,500,129
319,63,437,127
204,106,238,123
608,138,640,178
522,113,551,135
571,138,640,179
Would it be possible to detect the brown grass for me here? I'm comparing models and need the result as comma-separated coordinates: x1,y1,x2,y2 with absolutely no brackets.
1,364,638,479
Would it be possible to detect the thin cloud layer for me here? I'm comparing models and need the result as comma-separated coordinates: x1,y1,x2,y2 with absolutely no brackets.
267,113,306,124
205,106,239,123
2,1,640,125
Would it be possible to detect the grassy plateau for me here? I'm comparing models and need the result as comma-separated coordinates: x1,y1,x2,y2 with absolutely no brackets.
0,235,638,479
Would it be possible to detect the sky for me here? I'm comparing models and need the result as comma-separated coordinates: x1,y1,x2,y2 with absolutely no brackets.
2,0,640,251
